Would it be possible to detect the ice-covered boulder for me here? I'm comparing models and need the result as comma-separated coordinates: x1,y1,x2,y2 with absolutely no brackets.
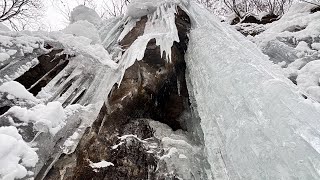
70,5,101,26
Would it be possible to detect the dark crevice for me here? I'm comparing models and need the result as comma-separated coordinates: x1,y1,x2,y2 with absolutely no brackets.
54,72,72,87
0,106,10,116
59,80,74,97
311,6,320,13
15,50,71,96
302,94,308,99
289,75,297,85
29,60,69,96
71,89,87,105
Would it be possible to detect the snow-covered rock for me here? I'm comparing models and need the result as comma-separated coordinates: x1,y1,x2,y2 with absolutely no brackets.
62,20,101,44
70,5,101,26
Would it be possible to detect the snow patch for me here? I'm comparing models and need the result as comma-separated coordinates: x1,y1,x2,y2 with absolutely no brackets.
89,160,114,169
7,102,66,135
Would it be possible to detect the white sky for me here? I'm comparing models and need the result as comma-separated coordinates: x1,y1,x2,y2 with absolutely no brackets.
43,0,79,31
43,0,112,31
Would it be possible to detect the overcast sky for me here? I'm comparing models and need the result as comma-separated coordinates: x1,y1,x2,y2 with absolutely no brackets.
43,0,81,31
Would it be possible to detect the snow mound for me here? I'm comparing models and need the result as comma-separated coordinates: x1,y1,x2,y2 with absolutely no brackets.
70,5,101,26
7,102,66,135
0,81,38,102
0,126,38,180
62,20,101,44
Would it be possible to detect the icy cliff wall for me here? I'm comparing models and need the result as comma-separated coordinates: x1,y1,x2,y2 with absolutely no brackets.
186,2,320,179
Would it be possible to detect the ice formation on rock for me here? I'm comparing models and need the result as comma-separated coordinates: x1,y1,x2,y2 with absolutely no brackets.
1,0,320,179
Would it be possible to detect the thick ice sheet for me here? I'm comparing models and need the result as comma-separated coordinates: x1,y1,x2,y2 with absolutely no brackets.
185,2,320,179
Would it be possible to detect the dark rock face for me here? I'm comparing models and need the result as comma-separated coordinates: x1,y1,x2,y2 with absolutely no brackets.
44,7,193,180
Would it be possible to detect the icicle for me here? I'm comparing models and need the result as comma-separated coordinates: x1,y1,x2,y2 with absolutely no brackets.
177,78,181,96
